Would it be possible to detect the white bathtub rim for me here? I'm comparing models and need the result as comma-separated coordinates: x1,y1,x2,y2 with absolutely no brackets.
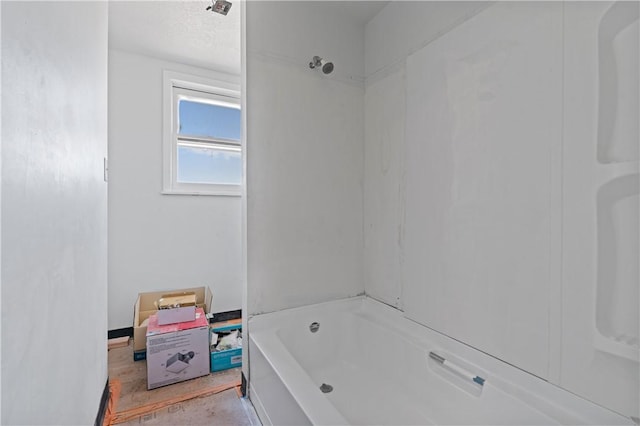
249,295,366,333
249,295,634,425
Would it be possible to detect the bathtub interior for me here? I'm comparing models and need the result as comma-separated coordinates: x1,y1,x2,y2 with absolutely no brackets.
249,296,633,426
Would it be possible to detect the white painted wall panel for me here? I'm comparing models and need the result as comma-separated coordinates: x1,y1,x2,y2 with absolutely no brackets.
362,0,638,418
402,2,562,379
246,1,365,315
1,2,108,423
246,58,364,315
363,68,405,308
363,0,498,313
108,50,242,329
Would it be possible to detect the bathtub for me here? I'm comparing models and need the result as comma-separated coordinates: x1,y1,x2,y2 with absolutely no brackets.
248,296,633,425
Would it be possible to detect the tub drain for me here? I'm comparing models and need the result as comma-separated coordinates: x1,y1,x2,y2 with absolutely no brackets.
319,383,333,393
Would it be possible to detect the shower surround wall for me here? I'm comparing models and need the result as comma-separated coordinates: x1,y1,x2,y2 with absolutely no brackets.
364,0,638,418
364,1,494,309
246,2,365,316
246,0,639,420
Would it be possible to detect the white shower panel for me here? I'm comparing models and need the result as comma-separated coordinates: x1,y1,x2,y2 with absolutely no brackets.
562,1,639,418
402,2,563,380
246,58,364,315
246,1,366,316
364,68,406,309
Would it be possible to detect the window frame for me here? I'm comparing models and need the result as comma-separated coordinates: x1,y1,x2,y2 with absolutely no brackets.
163,70,242,196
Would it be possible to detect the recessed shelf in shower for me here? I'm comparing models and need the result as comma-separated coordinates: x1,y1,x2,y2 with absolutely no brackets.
595,175,639,362
596,2,639,164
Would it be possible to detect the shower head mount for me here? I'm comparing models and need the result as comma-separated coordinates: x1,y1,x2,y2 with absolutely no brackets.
309,56,334,75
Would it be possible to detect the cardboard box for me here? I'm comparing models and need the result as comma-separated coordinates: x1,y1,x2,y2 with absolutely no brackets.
133,286,212,361
210,319,242,372
146,308,210,390
157,292,197,325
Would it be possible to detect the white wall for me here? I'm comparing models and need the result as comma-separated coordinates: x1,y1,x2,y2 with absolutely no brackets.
363,67,405,308
363,1,491,310
367,1,561,376
108,49,242,330
402,1,562,381
364,0,638,418
1,2,109,424
246,1,365,315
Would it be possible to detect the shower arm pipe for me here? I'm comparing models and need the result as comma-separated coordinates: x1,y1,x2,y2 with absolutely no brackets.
247,50,365,87
429,351,486,386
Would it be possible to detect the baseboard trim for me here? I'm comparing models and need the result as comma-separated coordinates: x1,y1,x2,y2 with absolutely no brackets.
94,377,110,426
211,309,242,323
241,371,248,397
108,327,133,339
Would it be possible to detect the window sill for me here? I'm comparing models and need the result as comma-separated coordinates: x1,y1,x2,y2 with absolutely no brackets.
161,188,241,197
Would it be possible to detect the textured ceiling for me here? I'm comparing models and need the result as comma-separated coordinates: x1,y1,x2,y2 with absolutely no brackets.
109,1,241,74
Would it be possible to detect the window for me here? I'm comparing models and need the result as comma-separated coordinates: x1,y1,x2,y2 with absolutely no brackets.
163,71,242,195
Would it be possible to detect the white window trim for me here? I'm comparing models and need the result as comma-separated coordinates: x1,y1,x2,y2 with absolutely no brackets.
162,70,242,196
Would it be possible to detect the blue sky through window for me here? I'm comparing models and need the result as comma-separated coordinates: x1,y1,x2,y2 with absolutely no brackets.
177,146,242,185
178,100,241,140
176,98,241,186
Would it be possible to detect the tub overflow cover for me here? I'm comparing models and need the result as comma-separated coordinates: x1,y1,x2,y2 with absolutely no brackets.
320,383,333,393
310,322,320,333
